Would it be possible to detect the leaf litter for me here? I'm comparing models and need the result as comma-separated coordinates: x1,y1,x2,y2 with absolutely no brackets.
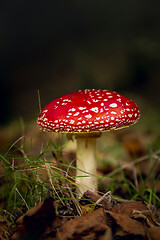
3,191,158,240
1,123,160,240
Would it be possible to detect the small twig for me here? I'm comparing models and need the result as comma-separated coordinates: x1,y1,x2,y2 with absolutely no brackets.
96,191,111,205
37,89,41,113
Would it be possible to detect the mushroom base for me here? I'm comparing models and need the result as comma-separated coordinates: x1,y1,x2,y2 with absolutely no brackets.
76,136,98,197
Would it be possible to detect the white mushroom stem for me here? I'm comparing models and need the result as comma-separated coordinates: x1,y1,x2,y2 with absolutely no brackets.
76,133,100,197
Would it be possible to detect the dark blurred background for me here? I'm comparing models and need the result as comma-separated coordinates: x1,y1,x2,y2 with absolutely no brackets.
1,0,160,125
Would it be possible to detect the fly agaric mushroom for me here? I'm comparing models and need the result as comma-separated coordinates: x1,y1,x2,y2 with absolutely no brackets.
37,89,140,197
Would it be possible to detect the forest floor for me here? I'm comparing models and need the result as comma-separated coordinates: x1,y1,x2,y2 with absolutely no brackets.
0,105,160,240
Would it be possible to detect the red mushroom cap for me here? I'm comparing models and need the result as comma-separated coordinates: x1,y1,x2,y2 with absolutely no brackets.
37,89,140,133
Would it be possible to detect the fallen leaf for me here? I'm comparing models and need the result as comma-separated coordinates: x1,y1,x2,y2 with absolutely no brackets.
12,197,65,240
130,206,160,240
130,204,160,228
104,211,145,238
111,201,148,215
146,225,160,240
81,203,96,215
57,208,109,240
16,201,44,224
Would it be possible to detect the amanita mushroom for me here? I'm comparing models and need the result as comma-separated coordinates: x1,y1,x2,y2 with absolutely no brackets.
37,89,140,197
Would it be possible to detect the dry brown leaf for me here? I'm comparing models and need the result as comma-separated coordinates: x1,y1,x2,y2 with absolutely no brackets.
131,209,159,228
130,206,160,240
12,197,65,240
111,200,148,215
103,201,149,239
105,210,145,237
146,226,160,240
16,201,44,224
105,201,160,240
57,208,109,240
130,204,160,228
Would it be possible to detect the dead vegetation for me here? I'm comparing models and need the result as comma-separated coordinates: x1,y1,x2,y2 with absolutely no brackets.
0,121,160,239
